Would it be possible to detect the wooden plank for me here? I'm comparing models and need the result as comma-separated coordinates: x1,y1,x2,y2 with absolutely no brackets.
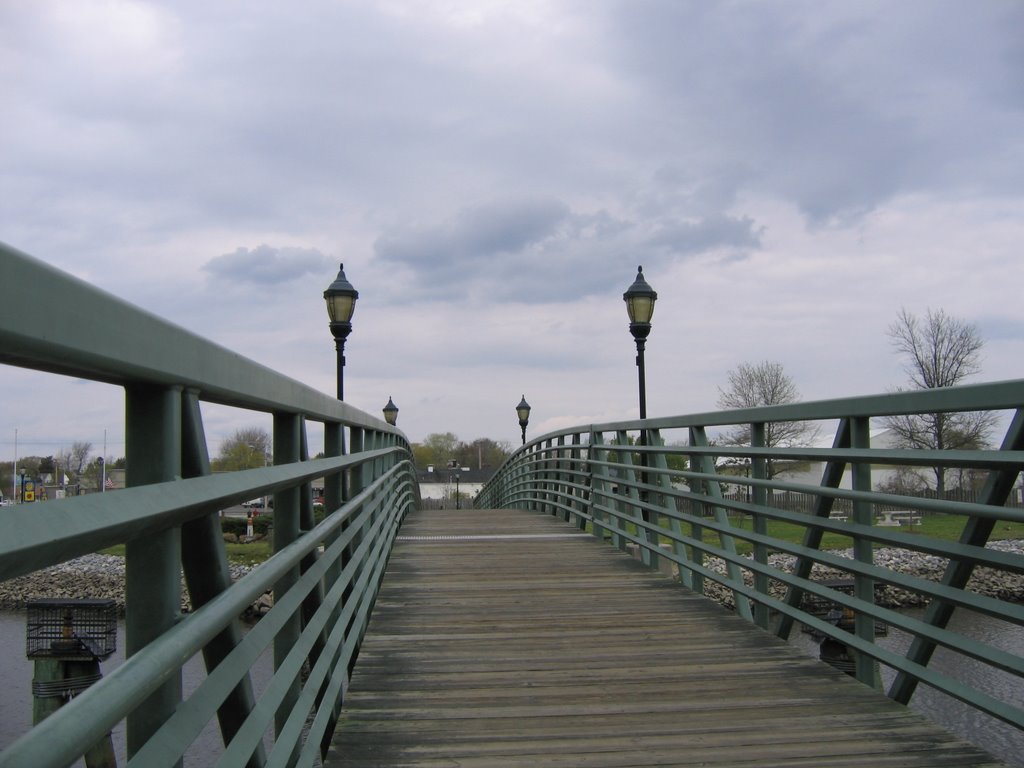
325,508,1006,767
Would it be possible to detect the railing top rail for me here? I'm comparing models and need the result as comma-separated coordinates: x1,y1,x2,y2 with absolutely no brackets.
511,378,1024,449
0,448,403,580
0,242,397,433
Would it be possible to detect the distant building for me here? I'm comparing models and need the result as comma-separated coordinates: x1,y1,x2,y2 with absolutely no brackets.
418,466,492,507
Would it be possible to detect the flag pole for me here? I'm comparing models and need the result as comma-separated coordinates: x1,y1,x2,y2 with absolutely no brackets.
101,429,107,493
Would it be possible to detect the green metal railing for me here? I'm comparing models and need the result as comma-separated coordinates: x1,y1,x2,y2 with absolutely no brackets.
0,244,418,767
477,383,1024,730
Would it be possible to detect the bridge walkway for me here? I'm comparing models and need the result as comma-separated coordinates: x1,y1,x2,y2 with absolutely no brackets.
325,507,1004,767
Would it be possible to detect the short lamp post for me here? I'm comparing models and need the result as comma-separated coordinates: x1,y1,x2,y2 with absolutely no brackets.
324,263,359,401
516,395,531,445
382,396,399,426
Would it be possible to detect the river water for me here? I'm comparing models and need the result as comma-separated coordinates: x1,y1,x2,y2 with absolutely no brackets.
788,606,1024,767
0,608,1021,766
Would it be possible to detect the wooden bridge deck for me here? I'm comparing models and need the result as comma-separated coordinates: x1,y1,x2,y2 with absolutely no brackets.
325,508,1005,767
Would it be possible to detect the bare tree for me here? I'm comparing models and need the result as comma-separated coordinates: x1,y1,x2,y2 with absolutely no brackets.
884,308,996,496
716,360,817,479
58,441,93,478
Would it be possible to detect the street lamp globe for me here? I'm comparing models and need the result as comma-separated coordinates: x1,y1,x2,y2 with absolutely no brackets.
516,395,531,445
324,263,359,326
623,264,657,339
383,396,399,426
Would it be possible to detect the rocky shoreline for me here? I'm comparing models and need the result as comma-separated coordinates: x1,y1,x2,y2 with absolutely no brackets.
696,539,1024,611
1,540,1022,615
0,554,256,614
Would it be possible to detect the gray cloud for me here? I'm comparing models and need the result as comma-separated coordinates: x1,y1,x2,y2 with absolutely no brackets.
978,315,1024,342
647,214,763,255
374,200,763,302
203,245,332,285
376,199,571,269
604,1,1024,224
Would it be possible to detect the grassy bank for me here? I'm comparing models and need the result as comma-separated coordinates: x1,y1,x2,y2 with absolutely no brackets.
716,513,1024,555
595,512,1024,557
100,540,272,566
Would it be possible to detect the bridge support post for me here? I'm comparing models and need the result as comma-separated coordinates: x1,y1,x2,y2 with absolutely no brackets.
32,658,117,768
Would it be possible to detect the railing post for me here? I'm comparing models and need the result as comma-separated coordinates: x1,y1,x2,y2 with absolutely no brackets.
298,420,329,685
350,427,366,497
649,429,692,588
272,412,302,752
179,389,266,768
320,420,347,745
589,432,612,545
571,433,587,529
524,443,535,511
850,416,880,688
774,418,850,641
555,436,566,520
617,429,651,565
125,384,183,761
690,426,753,622
751,422,769,628
545,438,556,515
687,427,706,597
323,421,346,600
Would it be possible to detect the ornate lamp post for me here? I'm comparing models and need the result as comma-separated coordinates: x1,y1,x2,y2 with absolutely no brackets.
324,263,359,401
382,396,399,426
624,266,657,508
623,265,657,419
516,395,531,445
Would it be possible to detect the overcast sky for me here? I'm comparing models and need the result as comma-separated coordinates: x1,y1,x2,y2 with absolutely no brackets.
2,0,1023,462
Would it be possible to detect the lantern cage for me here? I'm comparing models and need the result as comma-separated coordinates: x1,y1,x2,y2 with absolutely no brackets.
26,598,118,661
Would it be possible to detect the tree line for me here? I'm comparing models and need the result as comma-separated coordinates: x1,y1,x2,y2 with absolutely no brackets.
412,433,512,472
1,442,124,499
210,427,514,476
